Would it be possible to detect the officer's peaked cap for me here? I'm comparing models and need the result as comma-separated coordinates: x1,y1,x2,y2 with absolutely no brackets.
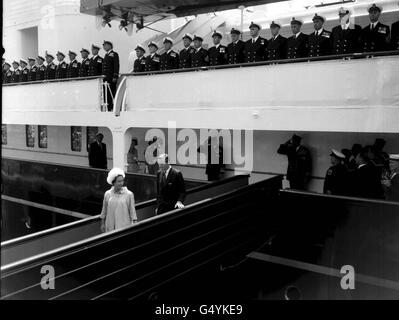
249,21,261,30
163,37,173,44
56,51,65,57
103,40,113,47
92,44,100,50
80,48,90,54
182,33,193,41
148,41,158,48
230,28,241,35
338,7,350,15
312,14,325,22
19,58,28,65
193,35,204,42
68,50,77,56
135,44,146,52
212,30,223,38
368,3,382,13
270,21,282,28
291,17,303,25
330,149,345,159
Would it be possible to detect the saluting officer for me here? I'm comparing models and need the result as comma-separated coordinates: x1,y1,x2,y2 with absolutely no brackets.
67,51,81,78
102,40,120,110
287,17,309,59
89,44,103,76
331,7,362,55
267,21,287,60
55,51,68,79
392,19,399,50
3,62,13,84
179,33,195,69
133,45,146,72
323,149,348,196
191,35,209,67
145,41,161,72
208,30,228,66
227,28,246,64
79,48,91,77
27,57,37,82
19,59,29,82
308,14,332,57
245,22,267,62
361,4,390,53
44,53,56,80
160,37,180,71
11,61,21,83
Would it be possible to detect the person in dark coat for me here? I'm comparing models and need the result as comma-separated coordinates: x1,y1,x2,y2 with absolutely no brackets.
44,53,56,80
27,57,37,82
102,40,120,110
133,45,146,72
324,149,348,196
55,51,68,79
79,48,91,77
179,33,196,69
145,41,161,72
267,21,287,60
391,19,399,50
361,3,390,53
160,37,180,71
19,59,29,82
156,154,186,215
208,31,228,66
277,134,312,190
287,17,309,59
308,14,332,57
67,51,81,78
245,22,267,62
385,155,399,201
198,136,224,181
3,62,13,84
331,7,362,55
11,61,21,83
89,44,103,76
227,28,246,64
191,35,209,67
88,133,107,169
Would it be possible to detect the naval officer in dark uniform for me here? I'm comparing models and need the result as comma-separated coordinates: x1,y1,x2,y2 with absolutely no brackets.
36,56,46,81
89,44,103,76
27,57,37,82
11,61,21,83
160,37,180,71
227,28,246,64
324,149,348,196
267,21,287,60
88,133,107,169
67,50,81,78
287,17,309,59
44,53,56,80
55,51,68,79
102,40,120,110
179,33,195,69
361,3,390,53
331,7,362,55
3,62,13,84
308,14,332,57
133,45,146,72
19,59,29,82
79,48,91,77
245,22,267,62
208,30,228,66
145,41,161,72
191,35,209,67
391,19,399,50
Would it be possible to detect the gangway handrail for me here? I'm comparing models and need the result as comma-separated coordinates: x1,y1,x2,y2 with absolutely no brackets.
2,75,105,87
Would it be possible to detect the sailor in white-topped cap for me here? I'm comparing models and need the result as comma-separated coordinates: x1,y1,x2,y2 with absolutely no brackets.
100,168,138,233
160,36,179,70
361,3,390,52
323,149,348,195
145,41,161,72
67,50,80,78
191,35,209,67
227,28,246,64
209,30,227,66
133,44,146,72
55,51,68,79
331,7,362,54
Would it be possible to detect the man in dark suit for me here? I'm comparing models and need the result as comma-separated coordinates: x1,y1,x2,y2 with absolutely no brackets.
331,7,362,55
67,51,81,78
179,33,195,69
267,21,287,60
55,51,68,79
361,4,390,53
156,154,186,215
133,45,146,72
102,40,120,110
89,44,103,76
208,30,228,66
44,53,56,80
79,48,91,77
191,35,209,67
245,22,267,62
227,28,246,64
160,37,180,70
308,14,332,57
88,133,107,169
324,149,348,196
277,134,312,190
198,136,224,181
391,19,399,50
145,41,161,72
287,17,309,59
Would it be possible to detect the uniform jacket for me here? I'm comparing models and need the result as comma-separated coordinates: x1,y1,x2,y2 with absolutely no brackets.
308,29,332,57
79,58,91,77
102,50,120,82
28,65,38,82
89,55,103,76
45,62,57,80
227,40,246,64
331,24,362,54
361,22,390,52
20,67,29,82
277,143,312,183
267,35,287,60
88,141,107,169
208,44,228,66
156,167,186,214
67,59,81,78
245,37,267,62
145,53,161,72
12,69,21,83
287,33,309,59
323,163,348,196
133,56,146,72
4,70,13,83
351,163,384,199
191,47,209,67
56,61,68,79
391,20,399,50
179,46,195,68
160,50,180,70
36,64,46,81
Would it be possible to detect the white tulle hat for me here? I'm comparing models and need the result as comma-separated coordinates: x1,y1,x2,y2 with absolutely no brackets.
107,168,125,185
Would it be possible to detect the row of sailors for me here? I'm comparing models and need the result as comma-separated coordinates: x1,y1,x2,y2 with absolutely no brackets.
3,41,119,85
133,4,399,72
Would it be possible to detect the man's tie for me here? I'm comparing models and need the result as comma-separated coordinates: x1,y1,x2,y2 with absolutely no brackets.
161,172,166,187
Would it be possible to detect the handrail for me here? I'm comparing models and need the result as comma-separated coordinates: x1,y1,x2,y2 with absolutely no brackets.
2,75,105,87
121,50,399,77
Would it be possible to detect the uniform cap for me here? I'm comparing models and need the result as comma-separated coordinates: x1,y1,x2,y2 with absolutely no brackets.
312,14,325,22
4,62,11,67
135,44,146,52
193,35,204,42
292,134,302,143
230,28,241,35
92,44,100,50
249,21,261,30
56,51,65,57
291,17,303,25
68,50,77,56
20,58,28,65
148,41,158,49
44,53,53,59
338,7,350,15
368,3,382,13
12,60,20,65
163,37,173,44
330,149,346,160
80,48,90,54
389,154,399,161
28,57,36,62
182,33,193,41
106,168,125,185
103,40,113,47
212,30,223,38
270,21,282,28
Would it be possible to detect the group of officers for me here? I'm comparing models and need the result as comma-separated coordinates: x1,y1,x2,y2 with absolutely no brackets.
133,3,399,73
